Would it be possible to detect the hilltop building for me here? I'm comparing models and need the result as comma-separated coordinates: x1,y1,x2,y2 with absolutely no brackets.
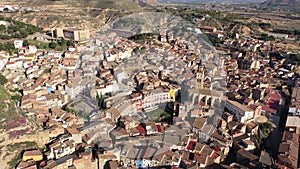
51,28,90,42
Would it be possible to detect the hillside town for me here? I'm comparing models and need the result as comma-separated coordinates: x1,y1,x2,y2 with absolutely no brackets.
0,1,300,169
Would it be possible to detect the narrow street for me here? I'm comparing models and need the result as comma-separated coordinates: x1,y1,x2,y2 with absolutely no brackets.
268,127,283,160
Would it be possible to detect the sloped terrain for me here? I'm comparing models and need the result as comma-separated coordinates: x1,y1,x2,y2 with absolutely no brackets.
158,0,265,3
0,0,144,31
111,12,214,50
262,0,300,7
229,24,252,36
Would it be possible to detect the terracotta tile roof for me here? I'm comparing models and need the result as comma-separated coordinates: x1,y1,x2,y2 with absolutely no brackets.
136,124,146,135
193,117,206,129
23,149,42,157
186,140,197,151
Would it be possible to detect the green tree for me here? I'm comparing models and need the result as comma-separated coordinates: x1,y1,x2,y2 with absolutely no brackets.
43,69,51,74
4,42,14,50
11,95,22,102
0,74,8,85
58,38,66,46
290,54,300,61
0,25,6,32
23,40,29,47
49,42,58,49
19,30,29,38
56,46,65,51
269,36,275,41
0,43,5,51
122,58,129,64
255,122,273,145
66,40,75,47
38,43,49,49
96,92,101,108
0,34,10,40
96,92,105,109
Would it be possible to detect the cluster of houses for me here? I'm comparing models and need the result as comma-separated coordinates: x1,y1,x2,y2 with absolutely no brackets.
130,69,180,111
1,22,300,169
2,41,93,122
222,38,292,126
216,29,300,168
1,28,221,169
200,26,224,39
277,85,300,169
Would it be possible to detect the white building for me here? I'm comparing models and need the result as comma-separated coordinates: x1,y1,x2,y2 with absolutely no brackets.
119,48,132,60
28,45,38,54
267,33,288,39
14,40,23,49
225,100,254,123
0,54,8,71
0,5,13,12
106,51,117,62
48,140,76,160
0,20,9,26
250,60,261,70
143,89,171,109
192,117,216,141
288,105,300,116
5,60,23,69
114,67,128,83
96,81,119,96
286,116,300,128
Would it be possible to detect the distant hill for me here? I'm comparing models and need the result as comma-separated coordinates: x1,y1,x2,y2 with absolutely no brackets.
158,0,266,3
5,0,142,10
79,0,142,10
261,0,300,7
2,0,144,31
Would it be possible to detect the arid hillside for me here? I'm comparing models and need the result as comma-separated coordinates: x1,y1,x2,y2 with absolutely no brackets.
0,0,144,31
262,0,300,7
